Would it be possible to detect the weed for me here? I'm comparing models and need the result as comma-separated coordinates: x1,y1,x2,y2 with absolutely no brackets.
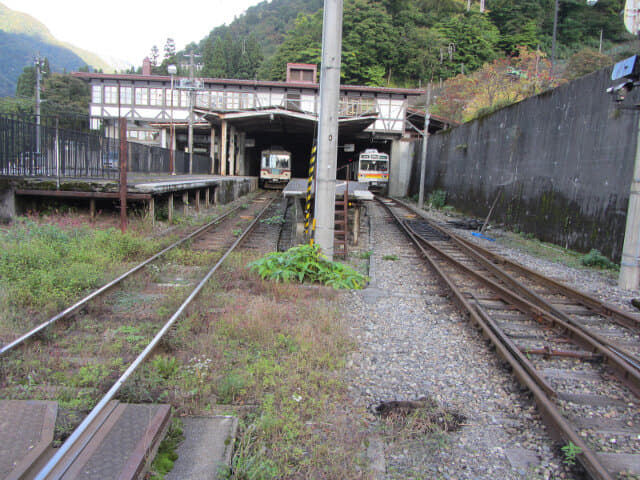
152,355,180,379
359,250,373,259
561,441,582,466
232,228,243,237
148,418,184,480
0,220,161,312
428,190,447,209
382,254,399,261
217,371,248,404
580,249,618,270
248,244,368,289
260,214,285,225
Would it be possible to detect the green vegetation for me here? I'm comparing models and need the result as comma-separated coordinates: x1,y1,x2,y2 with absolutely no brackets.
148,419,184,480
0,218,161,312
580,249,618,270
428,189,447,209
186,0,629,90
248,244,368,289
382,254,399,261
561,441,582,467
0,3,110,97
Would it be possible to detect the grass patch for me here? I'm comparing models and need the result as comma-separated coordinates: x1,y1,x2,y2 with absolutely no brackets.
382,254,399,261
0,218,162,312
498,230,619,276
148,418,184,480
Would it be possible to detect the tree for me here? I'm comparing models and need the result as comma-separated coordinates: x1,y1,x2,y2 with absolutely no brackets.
150,45,160,66
236,34,264,79
269,12,323,80
164,38,176,60
563,47,612,80
488,0,544,54
435,10,501,79
433,46,561,122
15,58,50,99
41,73,90,129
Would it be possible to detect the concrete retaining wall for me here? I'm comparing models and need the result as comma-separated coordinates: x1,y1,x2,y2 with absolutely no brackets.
412,67,640,261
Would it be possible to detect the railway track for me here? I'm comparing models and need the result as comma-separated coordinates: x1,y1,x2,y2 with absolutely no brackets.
379,197,640,480
0,191,282,479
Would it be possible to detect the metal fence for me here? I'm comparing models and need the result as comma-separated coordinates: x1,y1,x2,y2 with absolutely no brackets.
0,114,120,179
0,115,213,179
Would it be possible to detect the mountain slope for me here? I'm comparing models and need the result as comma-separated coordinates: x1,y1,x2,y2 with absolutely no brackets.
0,2,112,97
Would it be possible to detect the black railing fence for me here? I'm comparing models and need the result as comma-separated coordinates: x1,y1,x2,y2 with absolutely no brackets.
0,115,213,179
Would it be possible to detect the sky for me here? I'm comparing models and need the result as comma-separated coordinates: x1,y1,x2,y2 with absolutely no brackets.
3,0,263,67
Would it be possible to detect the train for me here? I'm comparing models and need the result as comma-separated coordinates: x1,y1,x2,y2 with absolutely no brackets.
357,148,389,191
259,147,292,189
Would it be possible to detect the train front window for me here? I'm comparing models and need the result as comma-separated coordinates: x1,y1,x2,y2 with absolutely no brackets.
360,159,388,171
262,154,290,169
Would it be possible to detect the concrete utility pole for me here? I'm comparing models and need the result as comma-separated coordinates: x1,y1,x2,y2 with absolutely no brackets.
418,84,432,209
551,0,559,76
314,0,344,260
35,55,42,155
619,116,640,290
184,51,201,174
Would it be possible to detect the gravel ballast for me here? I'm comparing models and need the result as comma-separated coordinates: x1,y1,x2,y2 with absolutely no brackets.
340,200,636,479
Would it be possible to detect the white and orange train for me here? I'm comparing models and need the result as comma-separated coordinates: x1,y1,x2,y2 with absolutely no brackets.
357,148,389,191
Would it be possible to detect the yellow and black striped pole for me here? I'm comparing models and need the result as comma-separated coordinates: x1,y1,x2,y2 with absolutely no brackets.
304,143,316,237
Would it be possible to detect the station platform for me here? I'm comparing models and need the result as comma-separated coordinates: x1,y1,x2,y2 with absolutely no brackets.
1,174,258,223
280,178,373,250
283,178,374,201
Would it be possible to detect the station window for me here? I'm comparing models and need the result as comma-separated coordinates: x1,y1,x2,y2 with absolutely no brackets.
120,87,132,104
150,88,164,106
135,87,148,105
104,86,118,104
167,88,179,107
91,85,102,103
181,90,190,107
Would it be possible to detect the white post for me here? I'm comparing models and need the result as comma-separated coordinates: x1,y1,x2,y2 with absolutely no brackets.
418,84,432,209
619,115,640,290
314,0,344,261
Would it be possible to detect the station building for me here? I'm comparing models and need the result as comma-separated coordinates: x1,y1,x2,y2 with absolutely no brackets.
73,63,451,192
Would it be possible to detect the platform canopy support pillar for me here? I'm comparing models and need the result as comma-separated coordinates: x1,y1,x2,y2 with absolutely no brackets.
221,121,228,176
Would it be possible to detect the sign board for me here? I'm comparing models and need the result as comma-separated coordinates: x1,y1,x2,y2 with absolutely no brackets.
344,143,355,152
625,0,640,35
178,78,203,90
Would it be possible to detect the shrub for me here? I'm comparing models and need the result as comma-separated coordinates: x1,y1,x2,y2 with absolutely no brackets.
580,249,617,270
428,190,447,209
248,244,368,289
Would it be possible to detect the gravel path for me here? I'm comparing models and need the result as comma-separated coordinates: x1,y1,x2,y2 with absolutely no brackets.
342,200,602,479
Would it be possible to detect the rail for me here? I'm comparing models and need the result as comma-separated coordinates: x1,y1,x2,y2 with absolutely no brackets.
34,194,275,479
378,196,639,480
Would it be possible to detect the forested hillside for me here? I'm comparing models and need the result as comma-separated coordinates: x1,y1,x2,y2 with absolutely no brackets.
0,2,110,97
184,0,631,89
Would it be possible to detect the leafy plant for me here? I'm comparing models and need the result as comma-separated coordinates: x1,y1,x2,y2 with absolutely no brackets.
247,244,367,289
428,190,447,209
152,355,180,380
359,250,372,259
382,254,398,261
260,215,285,225
561,441,582,466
